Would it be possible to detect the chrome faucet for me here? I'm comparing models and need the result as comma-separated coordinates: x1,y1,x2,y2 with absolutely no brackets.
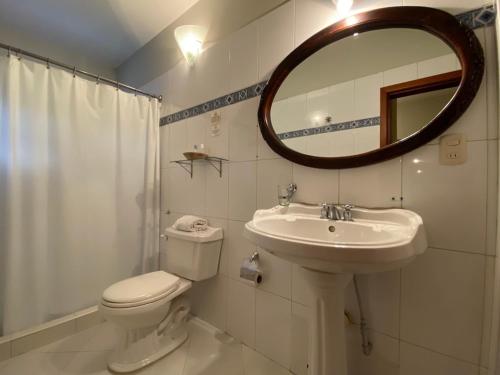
320,203,355,221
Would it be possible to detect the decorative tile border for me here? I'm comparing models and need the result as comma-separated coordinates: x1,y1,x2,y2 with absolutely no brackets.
456,4,496,29
160,81,267,126
159,5,495,127
277,116,380,140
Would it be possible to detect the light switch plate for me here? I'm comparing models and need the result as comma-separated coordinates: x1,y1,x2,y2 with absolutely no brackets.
439,134,467,165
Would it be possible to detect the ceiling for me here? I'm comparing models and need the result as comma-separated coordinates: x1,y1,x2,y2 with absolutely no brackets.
0,0,201,68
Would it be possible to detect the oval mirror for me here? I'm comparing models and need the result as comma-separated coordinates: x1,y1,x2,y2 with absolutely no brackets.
258,6,484,169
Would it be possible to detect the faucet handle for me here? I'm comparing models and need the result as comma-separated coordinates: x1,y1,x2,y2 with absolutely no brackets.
320,203,329,219
342,204,355,221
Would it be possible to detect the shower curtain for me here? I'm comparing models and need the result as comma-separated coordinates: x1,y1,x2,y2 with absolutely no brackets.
0,55,160,335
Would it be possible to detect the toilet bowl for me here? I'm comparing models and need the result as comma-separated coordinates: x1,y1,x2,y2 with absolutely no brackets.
100,225,223,373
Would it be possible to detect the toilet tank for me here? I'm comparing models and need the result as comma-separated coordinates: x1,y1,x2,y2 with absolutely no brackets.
161,226,223,281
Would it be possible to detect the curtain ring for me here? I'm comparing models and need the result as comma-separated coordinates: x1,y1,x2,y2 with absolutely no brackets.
72,67,77,78
115,80,120,91
7,47,11,58
96,75,100,85
46,58,50,69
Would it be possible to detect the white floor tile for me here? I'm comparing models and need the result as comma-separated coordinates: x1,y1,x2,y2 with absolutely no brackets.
400,341,478,375
0,351,74,375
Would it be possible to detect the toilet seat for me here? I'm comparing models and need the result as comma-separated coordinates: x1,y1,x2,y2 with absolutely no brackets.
102,271,181,308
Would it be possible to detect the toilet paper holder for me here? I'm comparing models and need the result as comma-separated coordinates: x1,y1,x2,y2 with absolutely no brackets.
240,251,263,285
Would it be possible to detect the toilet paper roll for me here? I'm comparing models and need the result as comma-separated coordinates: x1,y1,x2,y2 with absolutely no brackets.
240,258,263,285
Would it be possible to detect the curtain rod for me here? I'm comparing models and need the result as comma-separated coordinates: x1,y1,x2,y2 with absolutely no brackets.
0,41,162,102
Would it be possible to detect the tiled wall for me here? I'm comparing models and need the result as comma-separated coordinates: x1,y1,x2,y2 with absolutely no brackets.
139,1,498,374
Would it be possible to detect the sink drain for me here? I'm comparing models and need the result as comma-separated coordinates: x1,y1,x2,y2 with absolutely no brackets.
328,225,335,232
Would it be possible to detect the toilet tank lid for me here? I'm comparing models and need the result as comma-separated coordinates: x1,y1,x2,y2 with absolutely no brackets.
165,226,223,242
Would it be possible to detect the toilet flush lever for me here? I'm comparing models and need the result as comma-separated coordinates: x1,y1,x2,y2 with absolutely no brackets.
160,234,168,240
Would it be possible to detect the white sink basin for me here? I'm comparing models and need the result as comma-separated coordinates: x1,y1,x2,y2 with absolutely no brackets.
244,203,427,375
244,203,427,273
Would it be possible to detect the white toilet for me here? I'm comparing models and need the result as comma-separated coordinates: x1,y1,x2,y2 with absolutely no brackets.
100,225,223,373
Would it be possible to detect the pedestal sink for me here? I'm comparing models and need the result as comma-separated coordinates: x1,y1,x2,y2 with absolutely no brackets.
244,203,427,375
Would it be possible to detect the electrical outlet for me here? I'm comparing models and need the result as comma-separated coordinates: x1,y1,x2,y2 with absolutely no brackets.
439,134,467,165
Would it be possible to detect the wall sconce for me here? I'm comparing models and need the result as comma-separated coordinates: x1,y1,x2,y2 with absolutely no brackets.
332,0,353,17
174,25,207,66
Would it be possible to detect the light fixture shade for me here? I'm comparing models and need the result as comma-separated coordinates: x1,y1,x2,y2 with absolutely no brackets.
174,25,207,66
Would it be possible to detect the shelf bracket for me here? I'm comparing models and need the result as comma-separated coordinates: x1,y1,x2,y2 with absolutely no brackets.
170,157,227,179
175,160,193,178
206,158,223,178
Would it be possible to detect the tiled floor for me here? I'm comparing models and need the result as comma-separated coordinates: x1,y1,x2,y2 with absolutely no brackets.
0,319,293,375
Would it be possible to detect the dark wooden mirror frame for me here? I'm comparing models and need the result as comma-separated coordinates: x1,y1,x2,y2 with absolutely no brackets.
257,6,484,169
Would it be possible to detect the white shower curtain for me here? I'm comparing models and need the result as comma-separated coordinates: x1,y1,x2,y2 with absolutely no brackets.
0,55,160,335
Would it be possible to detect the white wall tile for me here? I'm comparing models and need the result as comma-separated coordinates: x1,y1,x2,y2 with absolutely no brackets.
226,220,257,282
228,161,257,221
169,120,188,162
193,39,230,105
257,130,282,160
354,73,383,119
229,22,259,92
353,126,380,154
383,63,418,86
283,138,308,154
206,163,228,219
346,328,399,375
328,80,355,123
258,1,294,80
400,341,478,375
167,163,206,217
294,0,337,46
207,217,229,275
188,275,228,332
205,111,229,159
307,88,330,128
417,54,460,79
160,125,170,168
258,248,292,299
401,248,485,363
330,129,356,157
227,98,259,162
292,163,339,204
257,158,293,209
160,167,169,211
480,256,495,368
402,142,487,253
486,140,498,256
339,157,402,208
226,279,256,348
255,289,291,368
345,271,400,338
187,115,207,151
290,302,309,375
276,95,308,132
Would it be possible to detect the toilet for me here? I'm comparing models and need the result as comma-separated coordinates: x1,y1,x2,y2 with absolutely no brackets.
99,224,223,373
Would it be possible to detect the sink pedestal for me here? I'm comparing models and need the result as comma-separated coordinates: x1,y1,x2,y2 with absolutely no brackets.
303,269,353,375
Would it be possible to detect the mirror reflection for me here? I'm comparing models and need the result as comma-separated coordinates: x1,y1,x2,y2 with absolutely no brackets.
270,28,461,157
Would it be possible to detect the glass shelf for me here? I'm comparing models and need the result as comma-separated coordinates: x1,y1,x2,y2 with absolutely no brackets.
170,156,229,178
